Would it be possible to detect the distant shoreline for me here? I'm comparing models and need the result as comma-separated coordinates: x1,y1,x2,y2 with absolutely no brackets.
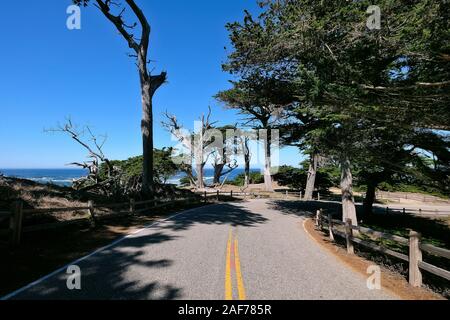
0,168,264,187
0,168,88,187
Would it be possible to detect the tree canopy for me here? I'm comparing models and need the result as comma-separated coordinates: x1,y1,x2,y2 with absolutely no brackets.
220,0,450,220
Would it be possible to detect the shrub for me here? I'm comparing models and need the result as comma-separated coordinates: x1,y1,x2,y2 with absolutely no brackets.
273,166,306,190
273,165,335,192
230,172,264,186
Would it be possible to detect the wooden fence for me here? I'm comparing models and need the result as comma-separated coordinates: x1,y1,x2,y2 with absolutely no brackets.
315,210,450,287
198,189,306,200
0,193,218,247
199,190,450,217
384,207,450,216
305,192,450,216
376,191,450,204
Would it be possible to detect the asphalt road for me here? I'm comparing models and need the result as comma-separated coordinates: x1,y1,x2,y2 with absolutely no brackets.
3,199,396,300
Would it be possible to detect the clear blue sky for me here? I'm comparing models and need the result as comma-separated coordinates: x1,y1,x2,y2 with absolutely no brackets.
0,0,303,169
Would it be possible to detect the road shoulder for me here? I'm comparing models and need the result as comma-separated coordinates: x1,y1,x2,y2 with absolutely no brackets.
302,218,444,300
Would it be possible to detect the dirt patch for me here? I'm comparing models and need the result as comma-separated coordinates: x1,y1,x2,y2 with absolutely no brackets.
303,218,445,300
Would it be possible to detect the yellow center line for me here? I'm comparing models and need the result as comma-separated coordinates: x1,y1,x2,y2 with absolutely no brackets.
225,230,233,300
234,238,247,300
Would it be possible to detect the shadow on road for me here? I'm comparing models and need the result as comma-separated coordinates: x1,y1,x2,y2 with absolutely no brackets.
268,200,342,218
10,202,269,300
12,231,182,300
160,203,269,231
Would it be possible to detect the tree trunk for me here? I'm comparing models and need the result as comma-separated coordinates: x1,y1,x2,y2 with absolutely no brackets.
241,137,251,188
94,0,166,196
140,80,154,194
196,163,205,189
244,155,250,187
363,181,377,217
263,135,274,192
304,152,319,200
213,164,225,185
340,157,358,226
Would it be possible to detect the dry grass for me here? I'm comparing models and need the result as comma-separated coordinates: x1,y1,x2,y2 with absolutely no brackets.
0,200,209,297
1,177,85,209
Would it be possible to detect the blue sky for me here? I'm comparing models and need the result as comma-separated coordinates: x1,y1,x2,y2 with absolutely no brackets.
0,0,303,169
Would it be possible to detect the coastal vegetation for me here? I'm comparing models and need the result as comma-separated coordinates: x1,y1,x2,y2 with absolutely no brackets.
0,0,449,300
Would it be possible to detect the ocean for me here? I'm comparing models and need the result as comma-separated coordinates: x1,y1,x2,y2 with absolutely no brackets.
0,168,262,187
0,169,89,187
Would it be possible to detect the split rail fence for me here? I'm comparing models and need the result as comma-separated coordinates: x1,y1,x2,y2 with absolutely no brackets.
0,193,221,247
315,210,450,287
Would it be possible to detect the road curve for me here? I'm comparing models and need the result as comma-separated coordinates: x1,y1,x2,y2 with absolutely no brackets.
3,199,397,300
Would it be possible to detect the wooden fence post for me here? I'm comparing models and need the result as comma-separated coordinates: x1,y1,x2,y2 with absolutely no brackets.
403,208,406,214
231,190,233,198
409,230,423,287
88,200,96,227
129,198,135,214
204,191,207,203
217,190,220,202
315,209,324,230
328,214,335,241
315,210,321,228
9,201,24,247
345,218,354,254
319,209,324,229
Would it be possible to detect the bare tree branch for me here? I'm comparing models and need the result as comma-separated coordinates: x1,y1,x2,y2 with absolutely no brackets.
95,0,140,52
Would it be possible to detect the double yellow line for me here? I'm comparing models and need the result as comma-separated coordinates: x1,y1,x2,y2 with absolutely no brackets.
225,230,246,300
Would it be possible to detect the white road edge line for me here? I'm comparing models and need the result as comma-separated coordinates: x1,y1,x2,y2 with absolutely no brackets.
302,219,315,241
1,204,217,300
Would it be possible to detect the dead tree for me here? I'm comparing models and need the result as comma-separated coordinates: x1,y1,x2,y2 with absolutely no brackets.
210,126,242,186
162,113,196,187
211,138,238,186
162,107,217,189
45,119,116,192
233,128,258,188
75,0,167,194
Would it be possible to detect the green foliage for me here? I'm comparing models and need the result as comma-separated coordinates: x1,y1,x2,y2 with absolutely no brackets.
230,172,264,186
222,0,450,204
179,176,192,187
100,148,178,184
318,166,341,188
273,166,306,190
153,148,179,184
272,165,335,192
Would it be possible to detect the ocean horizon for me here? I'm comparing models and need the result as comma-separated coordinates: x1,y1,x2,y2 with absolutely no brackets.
0,168,263,187
0,168,89,187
